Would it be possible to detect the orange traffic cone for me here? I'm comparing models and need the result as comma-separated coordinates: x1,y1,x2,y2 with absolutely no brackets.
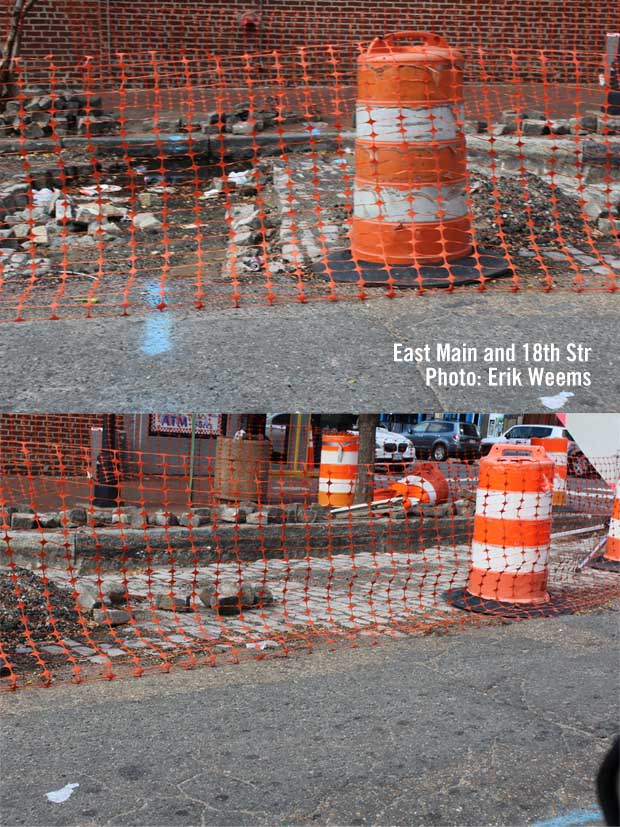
590,479,620,572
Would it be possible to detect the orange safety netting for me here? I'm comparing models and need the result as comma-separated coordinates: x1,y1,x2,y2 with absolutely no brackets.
1,414,618,690
0,43,619,321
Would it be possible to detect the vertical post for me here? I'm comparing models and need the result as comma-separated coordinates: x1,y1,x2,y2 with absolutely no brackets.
188,413,197,505
604,33,620,116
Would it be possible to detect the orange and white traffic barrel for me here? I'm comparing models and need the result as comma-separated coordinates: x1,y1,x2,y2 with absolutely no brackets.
531,436,568,506
446,443,573,617
310,31,509,286
591,479,620,572
390,462,450,508
352,31,471,266
318,433,359,507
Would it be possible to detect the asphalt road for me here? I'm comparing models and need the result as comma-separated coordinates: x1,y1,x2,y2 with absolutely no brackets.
1,292,619,411
1,610,618,827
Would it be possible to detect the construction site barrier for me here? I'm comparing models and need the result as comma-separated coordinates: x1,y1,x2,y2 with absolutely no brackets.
0,42,619,321
0,415,618,690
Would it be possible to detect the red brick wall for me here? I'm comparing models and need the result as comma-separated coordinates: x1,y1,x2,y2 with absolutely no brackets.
1,0,614,80
0,414,108,476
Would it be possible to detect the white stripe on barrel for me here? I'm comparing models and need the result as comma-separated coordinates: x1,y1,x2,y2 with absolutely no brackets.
475,489,553,522
356,104,465,143
353,182,468,223
471,541,549,573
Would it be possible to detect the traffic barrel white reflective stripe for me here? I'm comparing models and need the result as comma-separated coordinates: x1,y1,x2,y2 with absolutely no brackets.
465,443,555,604
353,182,468,223
318,434,359,507
531,437,568,506
355,104,464,143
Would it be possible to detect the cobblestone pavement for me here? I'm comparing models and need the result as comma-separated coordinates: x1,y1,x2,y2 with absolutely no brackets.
26,539,618,672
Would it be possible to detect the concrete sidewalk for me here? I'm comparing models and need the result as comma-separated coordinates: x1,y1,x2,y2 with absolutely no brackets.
2,292,619,411
1,610,617,826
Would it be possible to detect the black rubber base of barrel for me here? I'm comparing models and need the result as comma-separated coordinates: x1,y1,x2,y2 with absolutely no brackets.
444,588,575,618
311,248,511,288
588,555,620,573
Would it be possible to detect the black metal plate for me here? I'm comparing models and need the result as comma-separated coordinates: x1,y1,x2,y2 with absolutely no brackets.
588,555,620,573
444,588,575,618
311,248,511,288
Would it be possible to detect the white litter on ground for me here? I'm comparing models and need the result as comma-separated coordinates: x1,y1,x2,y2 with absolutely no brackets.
540,391,575,410
245,640,279,651
45,783,79,803
79,184,122,196
227,170,253,186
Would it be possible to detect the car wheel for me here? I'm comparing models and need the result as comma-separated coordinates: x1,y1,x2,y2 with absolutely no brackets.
433,443,447,462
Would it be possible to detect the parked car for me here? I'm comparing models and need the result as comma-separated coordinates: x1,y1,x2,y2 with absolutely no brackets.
363,426,415,467
403,420,481,461
481,424,572,456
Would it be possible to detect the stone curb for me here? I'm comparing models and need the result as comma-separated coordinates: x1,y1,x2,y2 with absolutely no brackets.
0,511,600,574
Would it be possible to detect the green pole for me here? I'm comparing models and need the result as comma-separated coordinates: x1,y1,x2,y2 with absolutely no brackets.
188,414,197,505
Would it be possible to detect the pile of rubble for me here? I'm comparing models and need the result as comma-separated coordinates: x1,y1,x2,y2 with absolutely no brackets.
72,571,274,623
0,180,166,279
0,86,120,139
0,564,276,654
153,579,275,615
0,566,83,645
142,101,311,136
465,108,620,137
469,170,615,246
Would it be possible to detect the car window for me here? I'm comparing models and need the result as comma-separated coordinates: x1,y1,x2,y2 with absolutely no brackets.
426,422,446,433
530,426,553,438
272,414,290,426
411,423,428,433
506,426,530,439
460,423,479,437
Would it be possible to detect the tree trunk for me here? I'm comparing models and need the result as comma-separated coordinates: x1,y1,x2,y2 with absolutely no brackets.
1,0,39,108
354,414,378,504
243,414,267,440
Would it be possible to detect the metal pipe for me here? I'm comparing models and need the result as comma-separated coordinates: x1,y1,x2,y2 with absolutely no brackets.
188,414,197,505
576,536,608,572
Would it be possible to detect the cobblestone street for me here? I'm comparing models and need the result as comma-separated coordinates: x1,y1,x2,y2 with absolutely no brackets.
14,538,613,674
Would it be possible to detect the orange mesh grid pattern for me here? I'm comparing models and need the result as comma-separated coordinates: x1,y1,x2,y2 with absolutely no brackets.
0,42,619,321
1,415,618,690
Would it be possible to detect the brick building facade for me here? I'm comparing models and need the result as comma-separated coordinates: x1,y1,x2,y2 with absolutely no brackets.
1,0,614,78
0,414,109,476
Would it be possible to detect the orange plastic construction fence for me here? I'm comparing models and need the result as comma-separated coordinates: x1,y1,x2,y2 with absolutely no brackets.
0,42,619,321
1,415,618,690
